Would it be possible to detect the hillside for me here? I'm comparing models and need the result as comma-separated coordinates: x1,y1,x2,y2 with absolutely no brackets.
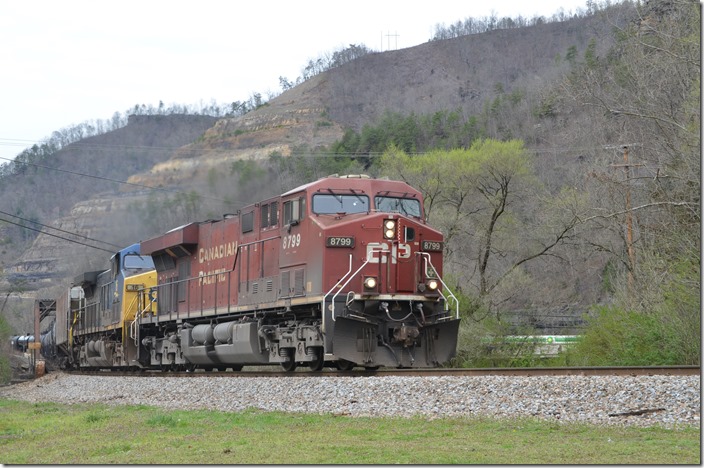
2,0,696,339
0,115,218,285
1,5,626,295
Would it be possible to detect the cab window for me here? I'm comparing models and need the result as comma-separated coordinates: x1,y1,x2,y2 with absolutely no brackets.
283,197,305,225
312,194,369,214
123,253,154,271
374,196,421,218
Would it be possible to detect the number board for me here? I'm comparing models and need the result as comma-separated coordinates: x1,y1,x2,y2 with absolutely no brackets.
326,236,355,248
421,240,443,252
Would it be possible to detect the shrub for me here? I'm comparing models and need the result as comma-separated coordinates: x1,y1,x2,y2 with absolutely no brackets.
570,305,696,366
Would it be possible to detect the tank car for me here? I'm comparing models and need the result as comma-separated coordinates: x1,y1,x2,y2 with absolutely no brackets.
10,335,32,353
137,174,460,371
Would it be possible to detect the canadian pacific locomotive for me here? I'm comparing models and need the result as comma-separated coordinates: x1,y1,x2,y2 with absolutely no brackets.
43,174,460,371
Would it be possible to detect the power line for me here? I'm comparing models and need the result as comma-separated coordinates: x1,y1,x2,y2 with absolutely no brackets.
0,216,115,253
0,210,122,250
0,138,40,147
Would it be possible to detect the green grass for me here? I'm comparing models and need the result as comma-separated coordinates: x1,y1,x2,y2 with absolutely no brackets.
0,399,699,464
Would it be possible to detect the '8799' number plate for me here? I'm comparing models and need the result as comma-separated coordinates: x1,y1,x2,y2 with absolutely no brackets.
326,236,355,247
421,240,444,251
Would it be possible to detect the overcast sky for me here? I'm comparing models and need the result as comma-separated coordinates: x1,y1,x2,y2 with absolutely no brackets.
0,0,589,162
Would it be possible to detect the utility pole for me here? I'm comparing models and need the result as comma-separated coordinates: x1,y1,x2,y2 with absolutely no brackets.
610,145,642,293
385,31,399,50
32,300,41,377
623,146,635,291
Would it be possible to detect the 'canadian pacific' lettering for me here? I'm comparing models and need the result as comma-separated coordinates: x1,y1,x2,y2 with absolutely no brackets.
199,269,228,285
198,241,238,264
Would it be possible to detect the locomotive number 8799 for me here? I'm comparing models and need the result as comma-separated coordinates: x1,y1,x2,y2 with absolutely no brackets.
51,174,460,372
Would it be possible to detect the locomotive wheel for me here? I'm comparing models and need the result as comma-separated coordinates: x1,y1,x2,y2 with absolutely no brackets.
307,348,324,372
280,347,297,372
335,359,355,371
280,357,297,372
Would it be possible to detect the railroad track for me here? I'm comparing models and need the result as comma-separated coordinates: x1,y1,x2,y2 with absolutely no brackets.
68,365,700,379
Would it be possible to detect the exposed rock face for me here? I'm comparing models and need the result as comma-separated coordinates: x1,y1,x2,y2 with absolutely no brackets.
128,75,345,188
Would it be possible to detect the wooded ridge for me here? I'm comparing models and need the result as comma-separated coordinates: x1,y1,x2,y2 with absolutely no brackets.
0,0,699,366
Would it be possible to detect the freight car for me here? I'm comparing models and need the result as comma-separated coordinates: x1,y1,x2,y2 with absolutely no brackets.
43,174,460,371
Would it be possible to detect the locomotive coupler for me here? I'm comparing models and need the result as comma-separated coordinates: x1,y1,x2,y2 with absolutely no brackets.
392,324,420,347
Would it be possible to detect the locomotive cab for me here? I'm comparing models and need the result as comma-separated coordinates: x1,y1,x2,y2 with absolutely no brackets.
305,175,460,368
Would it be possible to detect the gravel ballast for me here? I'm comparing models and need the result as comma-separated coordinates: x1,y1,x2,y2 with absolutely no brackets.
1,372,699,429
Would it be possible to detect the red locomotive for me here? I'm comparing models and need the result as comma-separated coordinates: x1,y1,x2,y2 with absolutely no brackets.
138,174,459,371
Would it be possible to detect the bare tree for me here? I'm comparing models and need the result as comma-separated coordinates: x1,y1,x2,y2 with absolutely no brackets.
380,140,586,319
559,0,700,308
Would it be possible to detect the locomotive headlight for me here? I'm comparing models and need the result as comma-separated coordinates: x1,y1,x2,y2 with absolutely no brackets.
383,219,396,239
426,279,439,291
363,276,378,290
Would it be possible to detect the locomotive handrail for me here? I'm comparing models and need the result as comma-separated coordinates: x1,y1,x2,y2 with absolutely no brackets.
231,235,281,270
141,236,280,321
326,246,386,322
418,252,459,319
129,291,158,345
125,293,141,345
323,254,353,327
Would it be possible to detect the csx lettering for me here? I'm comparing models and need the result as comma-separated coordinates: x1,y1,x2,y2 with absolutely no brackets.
366,242,411,264
282,233,301,249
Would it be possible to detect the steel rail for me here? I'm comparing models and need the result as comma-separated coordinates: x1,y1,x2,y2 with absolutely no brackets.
66,365,700,379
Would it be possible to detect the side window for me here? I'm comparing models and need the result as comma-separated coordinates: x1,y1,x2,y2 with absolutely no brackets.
260,202,279,229
283,197,305,225
283,201,294,225
270,201,278,226
260,204,270,229
242,211,254,233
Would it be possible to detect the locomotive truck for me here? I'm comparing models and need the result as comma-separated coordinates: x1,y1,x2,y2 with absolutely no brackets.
42,174,460,371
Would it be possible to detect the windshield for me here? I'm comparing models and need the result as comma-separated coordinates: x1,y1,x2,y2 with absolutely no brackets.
123,253,155,270
312,193,369,214
375,196,421,217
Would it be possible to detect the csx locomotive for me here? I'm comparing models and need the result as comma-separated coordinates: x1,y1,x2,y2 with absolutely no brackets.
41,174,460,371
